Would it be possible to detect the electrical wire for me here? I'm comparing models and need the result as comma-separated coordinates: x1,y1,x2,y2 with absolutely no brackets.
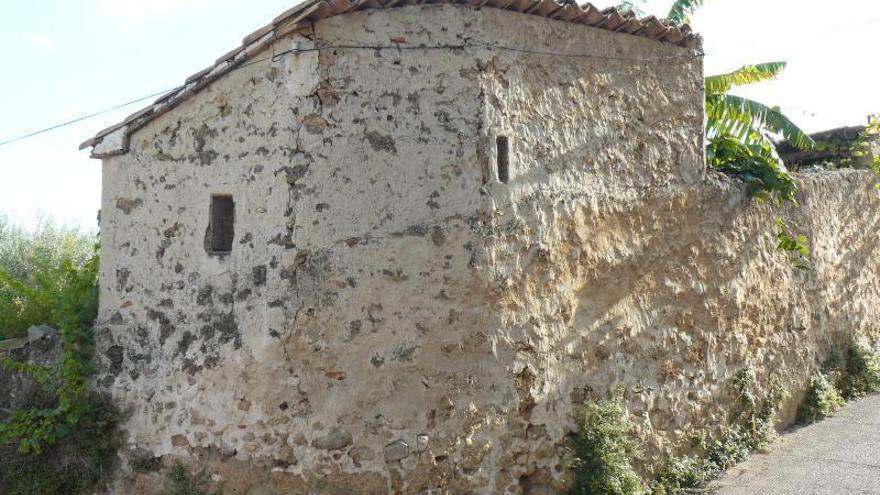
0,87,178,147
0,41,703,149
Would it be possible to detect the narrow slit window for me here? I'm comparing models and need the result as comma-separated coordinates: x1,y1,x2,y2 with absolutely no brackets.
208,195,235,254
496,136,510,184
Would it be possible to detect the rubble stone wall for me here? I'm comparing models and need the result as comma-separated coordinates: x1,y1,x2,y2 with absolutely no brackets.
94,4,880,494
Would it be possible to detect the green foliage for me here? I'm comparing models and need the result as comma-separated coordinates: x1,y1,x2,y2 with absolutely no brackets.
728,368,785,454
0,250,101,454
568,389,646,495
707,94,814,151
792,337,880,428
619,0,706,25
652,455,706,494
0,217,96,339
169,462,222,495
702,425,753,474
0,396,117,495
650,367,785,494
835,337,880,399
569,371,786,495
131,453,164,474
700,41,813,270
705,63,786,97
0,237,116,494
796,372,845,425
844,116,880,189
705,63,814,151
666,0,705,24
774,218,810,270
707,135,797,204
706,136,813,267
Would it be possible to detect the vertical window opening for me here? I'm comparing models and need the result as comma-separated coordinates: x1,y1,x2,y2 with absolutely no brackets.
496,136,510,184
208,195,235,254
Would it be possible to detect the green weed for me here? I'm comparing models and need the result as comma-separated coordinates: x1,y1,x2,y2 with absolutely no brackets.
796,372,845,424
567,388,646,495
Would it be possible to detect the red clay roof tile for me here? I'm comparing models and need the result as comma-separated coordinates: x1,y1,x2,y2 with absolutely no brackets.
82,0,700,155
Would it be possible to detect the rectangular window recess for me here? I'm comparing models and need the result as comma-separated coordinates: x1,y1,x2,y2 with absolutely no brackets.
496,136,510,184
208,195,235,254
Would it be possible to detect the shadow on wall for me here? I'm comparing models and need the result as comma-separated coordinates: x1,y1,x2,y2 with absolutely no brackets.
490,170,880,469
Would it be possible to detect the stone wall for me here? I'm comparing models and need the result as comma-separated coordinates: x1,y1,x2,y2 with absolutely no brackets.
0,333,62,414
92,4,880,494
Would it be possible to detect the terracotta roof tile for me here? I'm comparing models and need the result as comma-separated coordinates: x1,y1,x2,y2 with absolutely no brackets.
242,24,275,45
123,106,154,125
216,45,246,64
185,66,214,85
579,3,604,25
82,0,700,155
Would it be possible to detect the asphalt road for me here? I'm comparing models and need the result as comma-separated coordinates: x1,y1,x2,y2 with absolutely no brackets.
712,394,880,495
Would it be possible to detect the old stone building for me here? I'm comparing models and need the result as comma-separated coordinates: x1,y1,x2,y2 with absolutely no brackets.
81,1,880,494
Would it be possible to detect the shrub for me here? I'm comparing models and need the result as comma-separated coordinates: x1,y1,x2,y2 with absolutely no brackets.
840,337,880,399
567,369,788,495
568,389,646,495
796,372,845,425
0,251,101,453
652,455,707,494
0,244,117,494
651,367,785,494
0,396,117,495
0,216,96,339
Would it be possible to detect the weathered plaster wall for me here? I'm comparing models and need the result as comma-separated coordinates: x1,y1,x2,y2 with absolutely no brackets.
93,4,880,495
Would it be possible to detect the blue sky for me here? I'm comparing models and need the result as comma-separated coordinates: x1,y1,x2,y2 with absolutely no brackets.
2,0,879,230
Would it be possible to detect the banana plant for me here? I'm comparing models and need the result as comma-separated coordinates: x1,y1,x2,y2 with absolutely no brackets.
666,0,705,24
614,1,815,152
706,62,815,150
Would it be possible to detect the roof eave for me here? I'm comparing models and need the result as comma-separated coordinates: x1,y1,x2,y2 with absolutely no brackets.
82,0,700,158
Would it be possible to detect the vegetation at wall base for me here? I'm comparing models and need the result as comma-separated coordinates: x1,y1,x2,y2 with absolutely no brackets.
567,387,645,495
796,372,845,425
0,233,118,494
796,337,880,427
568,366,785,495
825,337,880,402
0,396,117,495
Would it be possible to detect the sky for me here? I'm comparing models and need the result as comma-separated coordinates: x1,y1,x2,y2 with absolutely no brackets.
1,0,878,230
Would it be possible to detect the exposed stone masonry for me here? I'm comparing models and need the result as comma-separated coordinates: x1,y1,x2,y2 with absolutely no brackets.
88,4,880,494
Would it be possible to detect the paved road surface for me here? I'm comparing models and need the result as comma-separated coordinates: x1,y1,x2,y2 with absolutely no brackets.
712,394,880,494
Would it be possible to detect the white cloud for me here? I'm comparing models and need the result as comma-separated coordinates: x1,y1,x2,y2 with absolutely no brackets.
95,0,204,20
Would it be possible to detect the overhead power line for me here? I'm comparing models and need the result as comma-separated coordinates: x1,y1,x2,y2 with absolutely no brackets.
0,88,178,148
0,41,703,150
